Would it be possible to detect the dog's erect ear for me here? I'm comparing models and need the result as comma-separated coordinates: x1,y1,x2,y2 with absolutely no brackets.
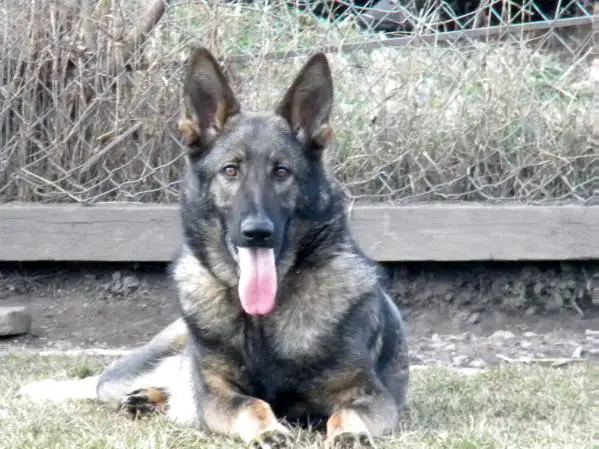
178,47,240,153
275,53,333,153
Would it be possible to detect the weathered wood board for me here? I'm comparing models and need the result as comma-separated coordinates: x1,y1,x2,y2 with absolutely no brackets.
0,204,182,262
0,203,597,262
349,204,599,261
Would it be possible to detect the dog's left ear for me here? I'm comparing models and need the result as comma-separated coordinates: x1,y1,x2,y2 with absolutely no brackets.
275,53,334,154
178,47,240,154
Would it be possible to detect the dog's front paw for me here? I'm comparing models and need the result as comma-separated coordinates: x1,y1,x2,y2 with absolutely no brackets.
326,431,376,449
249,429,293,449
120,387,169,419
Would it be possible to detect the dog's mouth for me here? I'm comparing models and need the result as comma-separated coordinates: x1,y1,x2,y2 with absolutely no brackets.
226,239,278,316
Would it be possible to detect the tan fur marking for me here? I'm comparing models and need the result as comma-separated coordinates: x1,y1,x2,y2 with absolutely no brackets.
201,359,246,399
313,123,334,146
144,387,168,408
214,99,226,130
233,399,288,443
317,365,400,440
325,409,371,442
126,387,169,415
173,246,238,334
178,117,201,146
319,370,370,406
326,412,342,434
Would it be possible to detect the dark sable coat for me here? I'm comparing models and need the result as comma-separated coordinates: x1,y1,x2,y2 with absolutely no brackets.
24,47,410,449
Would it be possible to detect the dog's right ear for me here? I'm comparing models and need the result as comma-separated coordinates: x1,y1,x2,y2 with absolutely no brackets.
275,52,334,155
178,47,240,154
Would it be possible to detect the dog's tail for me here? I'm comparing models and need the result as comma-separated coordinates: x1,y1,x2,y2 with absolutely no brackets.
16,319,189,407
16,374,101,403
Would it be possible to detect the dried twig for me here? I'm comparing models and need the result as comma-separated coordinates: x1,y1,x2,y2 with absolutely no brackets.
80,122,142,172
496,355,588,367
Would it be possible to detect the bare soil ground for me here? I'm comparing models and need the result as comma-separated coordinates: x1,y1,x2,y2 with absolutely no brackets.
0,262,597,370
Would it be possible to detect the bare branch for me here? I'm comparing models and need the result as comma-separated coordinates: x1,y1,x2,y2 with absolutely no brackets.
122,0,172,65
80,0,96,51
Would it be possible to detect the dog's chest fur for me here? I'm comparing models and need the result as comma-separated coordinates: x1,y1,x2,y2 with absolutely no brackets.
173,245,378,359
172,244,381,419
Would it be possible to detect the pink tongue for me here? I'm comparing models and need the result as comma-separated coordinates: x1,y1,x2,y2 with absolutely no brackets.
237,247,277,315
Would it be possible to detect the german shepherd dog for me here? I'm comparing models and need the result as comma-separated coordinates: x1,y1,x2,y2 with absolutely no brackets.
18,48,410,449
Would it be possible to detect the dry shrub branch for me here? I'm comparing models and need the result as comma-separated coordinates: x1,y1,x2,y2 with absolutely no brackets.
0,0,595,204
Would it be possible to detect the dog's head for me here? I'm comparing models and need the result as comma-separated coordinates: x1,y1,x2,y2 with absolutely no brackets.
178,47,339,316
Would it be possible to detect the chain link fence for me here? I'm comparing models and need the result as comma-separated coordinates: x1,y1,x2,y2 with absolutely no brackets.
0,0,595,205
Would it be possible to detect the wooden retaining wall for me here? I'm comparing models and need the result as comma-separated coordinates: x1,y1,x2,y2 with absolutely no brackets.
0,204,597,262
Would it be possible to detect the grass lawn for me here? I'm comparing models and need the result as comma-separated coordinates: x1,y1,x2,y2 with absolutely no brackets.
0,353,593,449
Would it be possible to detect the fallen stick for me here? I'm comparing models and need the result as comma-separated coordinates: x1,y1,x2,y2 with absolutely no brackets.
496,354,588,367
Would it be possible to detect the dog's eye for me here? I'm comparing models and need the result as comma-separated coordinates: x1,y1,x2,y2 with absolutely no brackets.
222,165,238,178
274,165,291,179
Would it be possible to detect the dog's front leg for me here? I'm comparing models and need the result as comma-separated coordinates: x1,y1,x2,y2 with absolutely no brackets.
323,381,399,449
202,393,293,449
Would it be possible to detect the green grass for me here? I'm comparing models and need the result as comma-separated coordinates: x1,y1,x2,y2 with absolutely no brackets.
0,353,594,449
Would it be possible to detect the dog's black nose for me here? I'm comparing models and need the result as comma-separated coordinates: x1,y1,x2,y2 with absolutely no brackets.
241,217,274,242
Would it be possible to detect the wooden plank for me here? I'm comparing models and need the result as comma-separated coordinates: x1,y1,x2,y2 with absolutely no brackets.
0,204,182,263
349,204,599,262
0,204,597,262
133,17,593,70
220,16,592,64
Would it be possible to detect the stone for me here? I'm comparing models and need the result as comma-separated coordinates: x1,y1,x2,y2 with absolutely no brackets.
490,330,516,340
551,293,564,309
524,306,538,317
447,334,467,342
122,275,140,290
0,306,32,336
469,358,487,369
452,355,469,367
455,310,470,322
467,312,481,325
533,282,544,295
6,280,29,295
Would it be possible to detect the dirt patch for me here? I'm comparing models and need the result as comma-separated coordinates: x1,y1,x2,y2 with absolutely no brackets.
386,260,598,313
0,261,597,369
0,263,177,349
